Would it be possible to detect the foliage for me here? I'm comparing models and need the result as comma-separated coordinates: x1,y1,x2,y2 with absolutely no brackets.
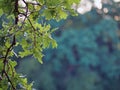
17,7,120,90
0,0,79,89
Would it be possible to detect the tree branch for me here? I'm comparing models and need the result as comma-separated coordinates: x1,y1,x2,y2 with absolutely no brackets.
1,35,16,89
1,0,19,89
4,70,16,90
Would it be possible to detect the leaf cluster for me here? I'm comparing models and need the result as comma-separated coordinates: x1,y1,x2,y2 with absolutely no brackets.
0,0,79,89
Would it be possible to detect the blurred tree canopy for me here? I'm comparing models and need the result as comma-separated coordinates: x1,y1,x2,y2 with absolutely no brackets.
0,0,79,89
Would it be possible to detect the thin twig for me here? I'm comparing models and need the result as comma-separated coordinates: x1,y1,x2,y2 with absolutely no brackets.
2,36,16,76
4,70,16,90
1,0,18,89
27,18,37,47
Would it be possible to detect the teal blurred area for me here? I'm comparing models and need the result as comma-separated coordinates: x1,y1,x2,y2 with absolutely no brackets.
16,1,120,90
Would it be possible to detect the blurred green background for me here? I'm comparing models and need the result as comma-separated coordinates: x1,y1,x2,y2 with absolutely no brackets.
16,0,120,90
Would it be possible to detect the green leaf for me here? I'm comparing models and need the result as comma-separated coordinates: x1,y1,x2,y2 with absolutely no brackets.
19,50,32,58
42,9,54,20
38,0,45,5
33,48,44,64
9,60,17,67
0,9,3,16
37,57,43,64
51,39,58,48
5,41,11,48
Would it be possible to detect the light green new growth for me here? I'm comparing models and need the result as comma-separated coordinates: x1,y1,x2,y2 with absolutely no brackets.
0,0,79,89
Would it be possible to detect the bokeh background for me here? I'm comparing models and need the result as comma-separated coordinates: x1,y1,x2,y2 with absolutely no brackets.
16,0,120,90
